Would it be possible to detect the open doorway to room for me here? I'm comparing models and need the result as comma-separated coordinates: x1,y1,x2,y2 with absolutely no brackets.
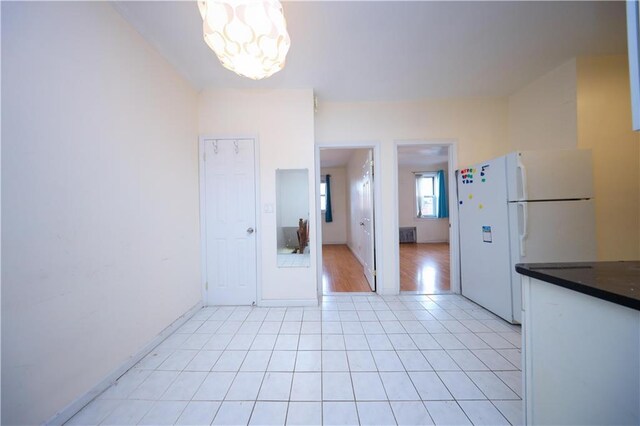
396,144,453,294
319,147,376,294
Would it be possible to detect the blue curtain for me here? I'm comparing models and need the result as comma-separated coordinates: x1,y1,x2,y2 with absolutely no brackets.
325,175,333,222
436,170,449,218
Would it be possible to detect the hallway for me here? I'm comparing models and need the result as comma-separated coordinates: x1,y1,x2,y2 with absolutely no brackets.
322,245,372,293
400,243,450,294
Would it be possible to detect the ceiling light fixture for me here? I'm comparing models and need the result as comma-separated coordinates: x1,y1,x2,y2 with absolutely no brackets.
198,0,291,80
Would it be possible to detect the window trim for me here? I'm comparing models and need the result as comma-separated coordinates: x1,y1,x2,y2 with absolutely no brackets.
415,172,438,219
320,178,327,212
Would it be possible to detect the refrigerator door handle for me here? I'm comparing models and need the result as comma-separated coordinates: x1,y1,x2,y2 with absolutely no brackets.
519,202,529,257
517,155,528,201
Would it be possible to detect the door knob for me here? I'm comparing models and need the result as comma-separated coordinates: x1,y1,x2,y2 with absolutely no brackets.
247,227,255,234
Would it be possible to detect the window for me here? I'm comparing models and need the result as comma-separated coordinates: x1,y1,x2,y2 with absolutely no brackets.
320,181,327,211
415,172,437,218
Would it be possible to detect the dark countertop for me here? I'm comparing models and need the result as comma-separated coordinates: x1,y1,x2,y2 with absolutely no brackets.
516,261,640,311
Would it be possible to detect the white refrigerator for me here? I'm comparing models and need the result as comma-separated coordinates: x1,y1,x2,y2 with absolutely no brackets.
457,150,597,323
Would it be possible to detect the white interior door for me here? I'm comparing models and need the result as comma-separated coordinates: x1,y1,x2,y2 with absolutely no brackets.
361,151,376,291
204,139,257,305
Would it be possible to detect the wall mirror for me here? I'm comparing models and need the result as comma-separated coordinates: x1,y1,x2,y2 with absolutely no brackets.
276,169,310,268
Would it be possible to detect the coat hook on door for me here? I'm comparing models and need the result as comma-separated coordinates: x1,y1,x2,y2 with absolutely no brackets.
234,140,239,154
213,140,218,154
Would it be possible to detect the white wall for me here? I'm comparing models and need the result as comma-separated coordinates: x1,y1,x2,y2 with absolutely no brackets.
316,99,509,293
508,55,640,260
576,55,640,260
508,59,578,150
320,167,348,244
1,3,201,425
397,164,450,243
198,89,317,303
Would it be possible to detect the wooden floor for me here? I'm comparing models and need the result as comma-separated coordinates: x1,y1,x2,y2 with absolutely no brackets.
322,245,372,293
322,243,450,294
400,242,450,293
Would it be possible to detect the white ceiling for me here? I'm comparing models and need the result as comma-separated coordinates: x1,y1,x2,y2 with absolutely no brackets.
397,145,448,169
113,1,626,102
320,148,359,168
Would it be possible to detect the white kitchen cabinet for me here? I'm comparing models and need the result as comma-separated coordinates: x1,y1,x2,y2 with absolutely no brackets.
521,275,640,425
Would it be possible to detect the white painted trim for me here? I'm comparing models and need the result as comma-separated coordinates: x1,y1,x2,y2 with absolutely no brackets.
199,135,261,306
314,144,323,300
253,137,263,307
198,137,207,304
259,299,318,307
45,302,203,426
315,141,384,297
393,139,461,295
448,144,461,294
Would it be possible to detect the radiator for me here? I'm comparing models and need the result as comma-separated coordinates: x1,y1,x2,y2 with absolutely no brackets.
399,227,417,243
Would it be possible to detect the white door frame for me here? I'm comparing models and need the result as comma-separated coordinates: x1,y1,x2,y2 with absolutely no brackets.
392,139,460,294
315,141,384,296
199,135,262,306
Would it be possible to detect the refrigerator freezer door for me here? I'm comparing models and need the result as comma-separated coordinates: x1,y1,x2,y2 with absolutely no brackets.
508,199,597,323
458,156,514,322
506,150,594,201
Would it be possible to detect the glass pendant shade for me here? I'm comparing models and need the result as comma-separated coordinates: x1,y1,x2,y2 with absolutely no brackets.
198,0,290,80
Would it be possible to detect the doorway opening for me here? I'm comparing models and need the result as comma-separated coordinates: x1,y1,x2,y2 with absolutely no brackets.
396,143,454,295
318,147,376,294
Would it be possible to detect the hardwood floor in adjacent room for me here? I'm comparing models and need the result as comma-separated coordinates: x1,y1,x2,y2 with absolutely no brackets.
400,242,450,293
322,244,372,293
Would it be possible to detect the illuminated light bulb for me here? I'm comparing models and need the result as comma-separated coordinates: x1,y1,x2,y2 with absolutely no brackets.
198,0,291,80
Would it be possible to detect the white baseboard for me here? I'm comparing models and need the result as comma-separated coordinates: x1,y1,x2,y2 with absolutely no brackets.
346,244,365,267
46,302,203,426
258,298,318,307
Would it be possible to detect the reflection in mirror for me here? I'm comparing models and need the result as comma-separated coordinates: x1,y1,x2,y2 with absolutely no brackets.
276,169,310,268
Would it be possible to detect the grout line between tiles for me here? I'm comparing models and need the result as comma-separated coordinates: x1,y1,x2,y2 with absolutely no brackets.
74,295,523,426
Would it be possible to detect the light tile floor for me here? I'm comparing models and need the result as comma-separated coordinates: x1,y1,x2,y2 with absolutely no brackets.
277,254,310,268
67,293,523,425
